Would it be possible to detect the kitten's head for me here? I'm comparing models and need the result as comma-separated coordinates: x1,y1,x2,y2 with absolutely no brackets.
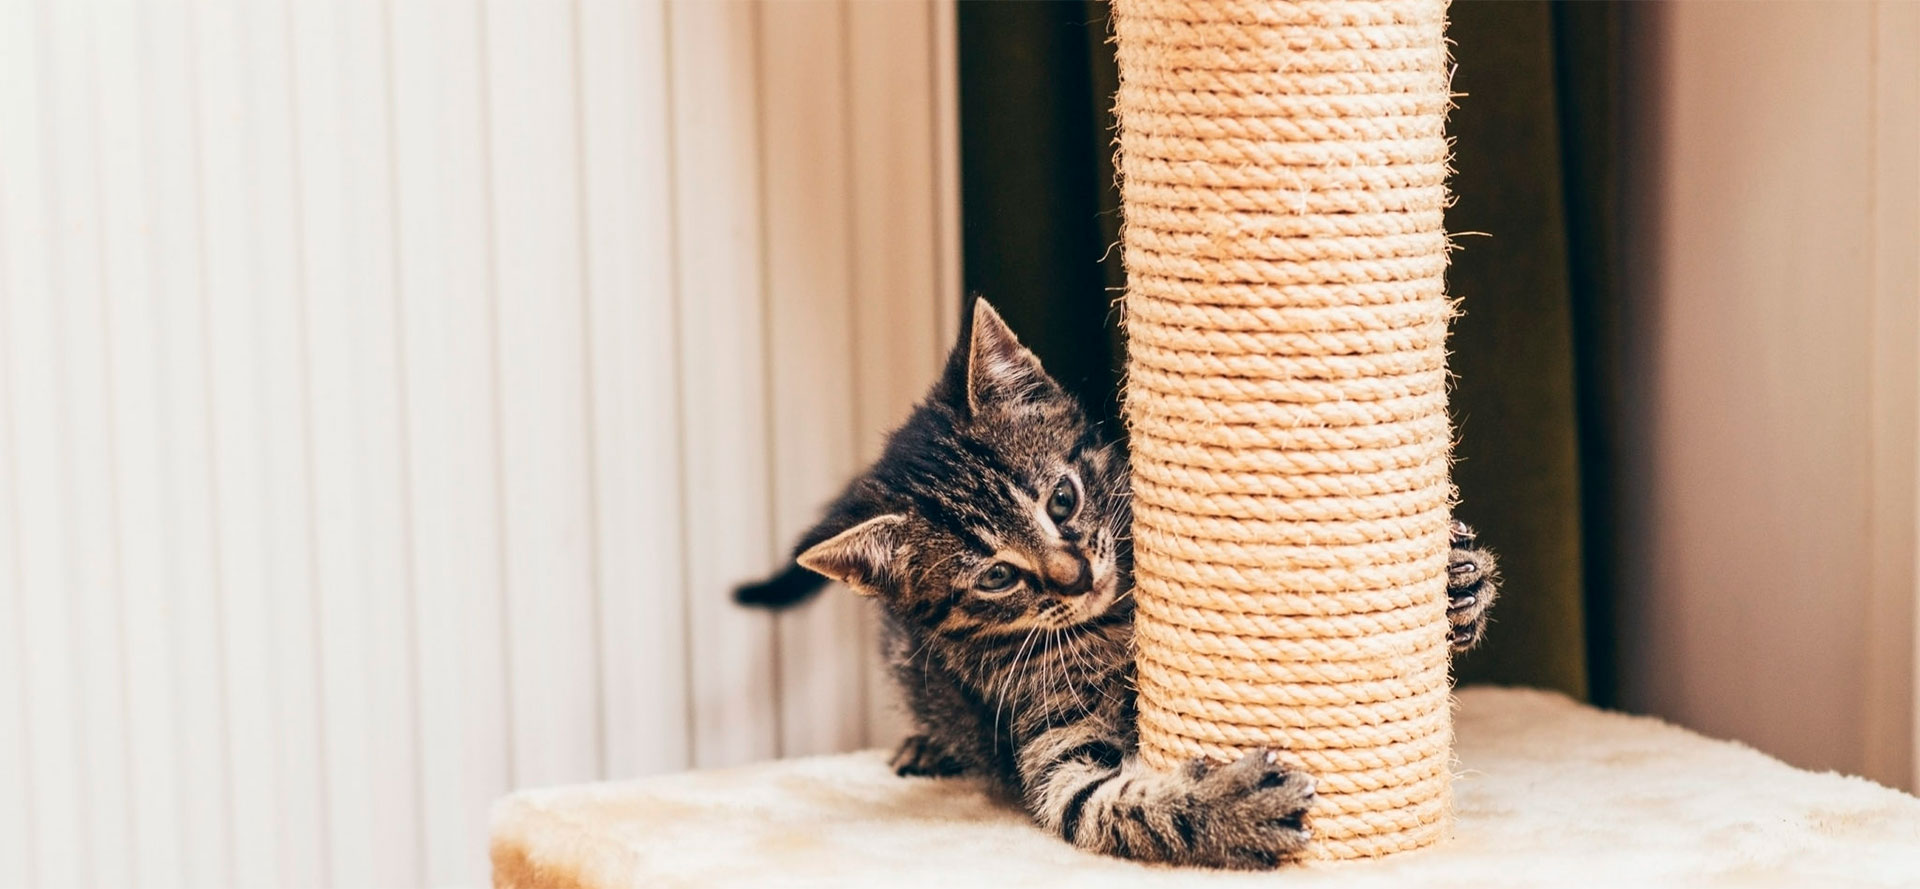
797,299,1131,639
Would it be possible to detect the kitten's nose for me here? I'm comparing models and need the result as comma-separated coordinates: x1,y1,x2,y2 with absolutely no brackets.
1044,550,1093,596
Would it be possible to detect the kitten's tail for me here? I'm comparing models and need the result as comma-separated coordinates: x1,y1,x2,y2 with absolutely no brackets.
733,563,828,609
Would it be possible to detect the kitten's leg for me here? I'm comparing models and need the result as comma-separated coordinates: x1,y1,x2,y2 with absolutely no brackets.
1021,731,1315,869
1447,520,1500,652
883,627,992,778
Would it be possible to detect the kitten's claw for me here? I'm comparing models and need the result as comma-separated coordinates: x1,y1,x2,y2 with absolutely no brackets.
891,734,967,778
1446,521,1500,653
1182,750,1317,869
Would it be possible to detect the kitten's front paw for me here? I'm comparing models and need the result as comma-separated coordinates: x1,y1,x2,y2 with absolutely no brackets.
1180,750,1317,869
891,734,966,778
1446,520,1500,652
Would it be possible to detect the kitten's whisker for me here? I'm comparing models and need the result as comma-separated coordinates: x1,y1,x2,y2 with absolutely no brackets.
994,624,1042,742
909,634,940,698
1052,625,1067,729
1063,626,1114,712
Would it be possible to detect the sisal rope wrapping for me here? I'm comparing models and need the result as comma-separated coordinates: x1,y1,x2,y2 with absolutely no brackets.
1114,0,1455,861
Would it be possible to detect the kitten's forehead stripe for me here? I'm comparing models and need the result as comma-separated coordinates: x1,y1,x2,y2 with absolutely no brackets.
953,432,1019,481
897,431,1038,558
892,436,1023,554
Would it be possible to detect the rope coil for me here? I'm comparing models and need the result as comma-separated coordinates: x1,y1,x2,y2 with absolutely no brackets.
1115,0,1455,860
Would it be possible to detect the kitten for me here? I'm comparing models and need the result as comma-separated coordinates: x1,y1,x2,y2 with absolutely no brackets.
735,300,1499,869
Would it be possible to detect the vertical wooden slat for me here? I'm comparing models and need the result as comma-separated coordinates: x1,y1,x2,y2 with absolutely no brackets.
0,5,34,882
757,0,867,759
0,2,88,883
391,1,512,884
93,0,184,883
669,0,779,769
287,1,420,883
848,0,946,748
931,0,963,351
0,203,28,887
849,1,945,409
239,0,328,880
200,0,338,882
577,0,691,778
193,4,272,884
45,0,134,883
161,2,235,883
483,0,603,788
1868,0,1920,793
0,271,25,889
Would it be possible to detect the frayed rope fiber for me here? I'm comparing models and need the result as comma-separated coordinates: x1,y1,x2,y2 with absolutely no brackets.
1114,0,1456,861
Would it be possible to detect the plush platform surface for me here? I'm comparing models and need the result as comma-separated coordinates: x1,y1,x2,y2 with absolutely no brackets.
491,687,1920,888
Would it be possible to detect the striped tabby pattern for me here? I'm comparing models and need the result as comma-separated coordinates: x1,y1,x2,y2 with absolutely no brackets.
738,300,1498,868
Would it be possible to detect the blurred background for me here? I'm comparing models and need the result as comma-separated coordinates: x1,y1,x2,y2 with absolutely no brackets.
0,1,1915,887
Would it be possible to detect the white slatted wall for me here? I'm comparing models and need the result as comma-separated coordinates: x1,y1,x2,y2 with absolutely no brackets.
0,1,959,886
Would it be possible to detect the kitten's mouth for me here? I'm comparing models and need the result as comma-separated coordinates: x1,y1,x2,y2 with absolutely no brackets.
1056,573,1119,626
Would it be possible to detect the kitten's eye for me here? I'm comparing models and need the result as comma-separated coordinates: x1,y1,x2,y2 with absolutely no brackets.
1047,477,1079,522
976,562,1018,592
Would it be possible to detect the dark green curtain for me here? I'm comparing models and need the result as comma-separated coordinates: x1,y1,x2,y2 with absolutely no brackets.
959,1,1622,703
958,2,1126,434
1439,2,1619,701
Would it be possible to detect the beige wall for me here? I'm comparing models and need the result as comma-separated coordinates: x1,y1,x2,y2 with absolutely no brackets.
1619,1,1918,791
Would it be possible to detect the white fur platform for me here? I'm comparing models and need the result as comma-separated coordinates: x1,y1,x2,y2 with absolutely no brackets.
490,687,1920,888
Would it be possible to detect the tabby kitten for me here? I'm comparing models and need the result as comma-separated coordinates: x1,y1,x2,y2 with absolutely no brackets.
735,300,1499,869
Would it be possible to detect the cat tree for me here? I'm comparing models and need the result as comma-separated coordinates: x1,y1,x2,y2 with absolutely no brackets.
1114,0,1455,860
489,3,1920,883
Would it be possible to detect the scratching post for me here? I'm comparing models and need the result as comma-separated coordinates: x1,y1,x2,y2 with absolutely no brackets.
1115,0,1455,860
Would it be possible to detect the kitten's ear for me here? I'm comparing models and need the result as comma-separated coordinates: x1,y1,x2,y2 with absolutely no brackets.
966,299,1054,414
796,514,907,597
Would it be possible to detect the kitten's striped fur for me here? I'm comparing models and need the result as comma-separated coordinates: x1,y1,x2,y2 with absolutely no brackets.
737,300,1498,869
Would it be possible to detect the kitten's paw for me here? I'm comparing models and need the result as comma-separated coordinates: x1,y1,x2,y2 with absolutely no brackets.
1179,750,1316,869
1446,520,1500,653
891,734,966,778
